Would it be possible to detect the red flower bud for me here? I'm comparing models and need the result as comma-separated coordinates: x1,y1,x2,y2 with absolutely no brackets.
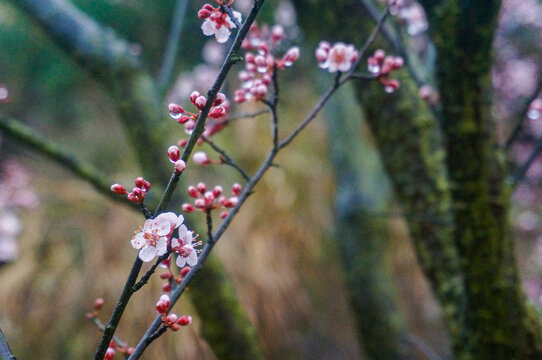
110,184,127,195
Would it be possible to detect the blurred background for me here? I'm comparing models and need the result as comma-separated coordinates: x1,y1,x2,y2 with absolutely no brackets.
1,0,542,359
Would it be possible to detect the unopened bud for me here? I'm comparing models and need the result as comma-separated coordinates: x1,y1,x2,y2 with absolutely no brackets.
94,297,105,311
177,315,193,326
195,96,207,110
174,160,186,173
193,151,211,166
162,282,171,292
194,198,206,208
190,91,201,105
213,185,223,197
111,184,128,195
220,211,229,219
188,186,199,198
182,203,195,212
168,103,184,114
232,183,242,195
168,145,180,163
213,93,226,106
197,182,207,194
204,191,215,205
181,266,191,277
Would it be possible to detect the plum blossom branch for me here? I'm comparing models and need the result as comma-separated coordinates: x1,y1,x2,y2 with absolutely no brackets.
90,316,128,349
129,14,394,351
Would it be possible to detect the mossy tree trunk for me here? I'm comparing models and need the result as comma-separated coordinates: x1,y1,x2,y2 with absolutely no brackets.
295,0,542,358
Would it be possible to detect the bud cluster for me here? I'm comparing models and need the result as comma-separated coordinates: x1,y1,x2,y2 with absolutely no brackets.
234,23,300,103
110,177,151,203
182,182,242,218
315,41,359,73
104,341,134,360
198,2,242,44
169,92,229,138
367,49,404,93
155,294,193,331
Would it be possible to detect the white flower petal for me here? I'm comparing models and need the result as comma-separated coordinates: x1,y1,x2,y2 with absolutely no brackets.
175,215,184,228
215,26,231,43
156,238,168,256
139,246,157,262
186,252,198,266
171,237,180,248
131,234,145,249
201,19,216,36
176,255,187,268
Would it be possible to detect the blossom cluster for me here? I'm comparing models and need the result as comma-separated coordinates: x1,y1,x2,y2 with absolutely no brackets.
234,23,300,103
367,49,404,93
182,182,242,219
198,2,242,43
131,212,200,267
315,41,359,73
111,177,151,204
169,92,229,138
155,294,192,331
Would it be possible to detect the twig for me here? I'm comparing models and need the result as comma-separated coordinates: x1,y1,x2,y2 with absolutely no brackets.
202,136,251,181
0,114,135,209
90,317,128,349
132,252,172,292
206,210,214,243
224,108,269,123
0,327,15,360
93,255,143,359
511,134,542,187
505,81,542,149
157,0,191,89
350,72,378,80
268,65,279,148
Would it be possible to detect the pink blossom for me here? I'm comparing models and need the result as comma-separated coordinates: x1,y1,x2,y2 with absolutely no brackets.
200,5,243,44
318,42,359,73
131,213,184,262
172,225,198,267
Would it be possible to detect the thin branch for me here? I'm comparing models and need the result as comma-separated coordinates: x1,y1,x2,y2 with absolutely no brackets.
93,255,143,359
224,108,269,122
206,210,214,243
0,114,135,209
350,72,378,80
0,327,15,360
506,81,542,149
268,65,279,148
90,317,128,349
132,252,172,292
157,0,191,89
511,134,542,187
202,136,251,181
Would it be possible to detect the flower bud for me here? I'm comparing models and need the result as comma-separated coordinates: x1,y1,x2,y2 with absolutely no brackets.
188,186,199,198
162,282,171,292
178,115,191,124
156,294,170,314
193,151,211,166
178,139,188,148
195,96,207,110
232,183,242,195
168,145,180,163
93,297,105,311
182,203,195,212
110,184,127,195
174,160,186,173
204,191,215,205
190,91,201,105
160,272,171,279
209,106,226,119
168,103,184,114
104,347,115,360
181,266,191,277
213,93,226,106
197,182,207,194
213,185,223,197
177,315,193,326
220,211,229,219
194,198,206,208
198,8,212,19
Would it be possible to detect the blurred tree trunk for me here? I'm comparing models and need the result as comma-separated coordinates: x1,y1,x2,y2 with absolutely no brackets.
325,82,412,360
295,0,542,358
8,1,264,358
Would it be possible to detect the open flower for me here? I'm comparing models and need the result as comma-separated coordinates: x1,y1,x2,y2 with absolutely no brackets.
317,42,359,73
171,224,198,267
199,4,242,43
131,213,184,262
